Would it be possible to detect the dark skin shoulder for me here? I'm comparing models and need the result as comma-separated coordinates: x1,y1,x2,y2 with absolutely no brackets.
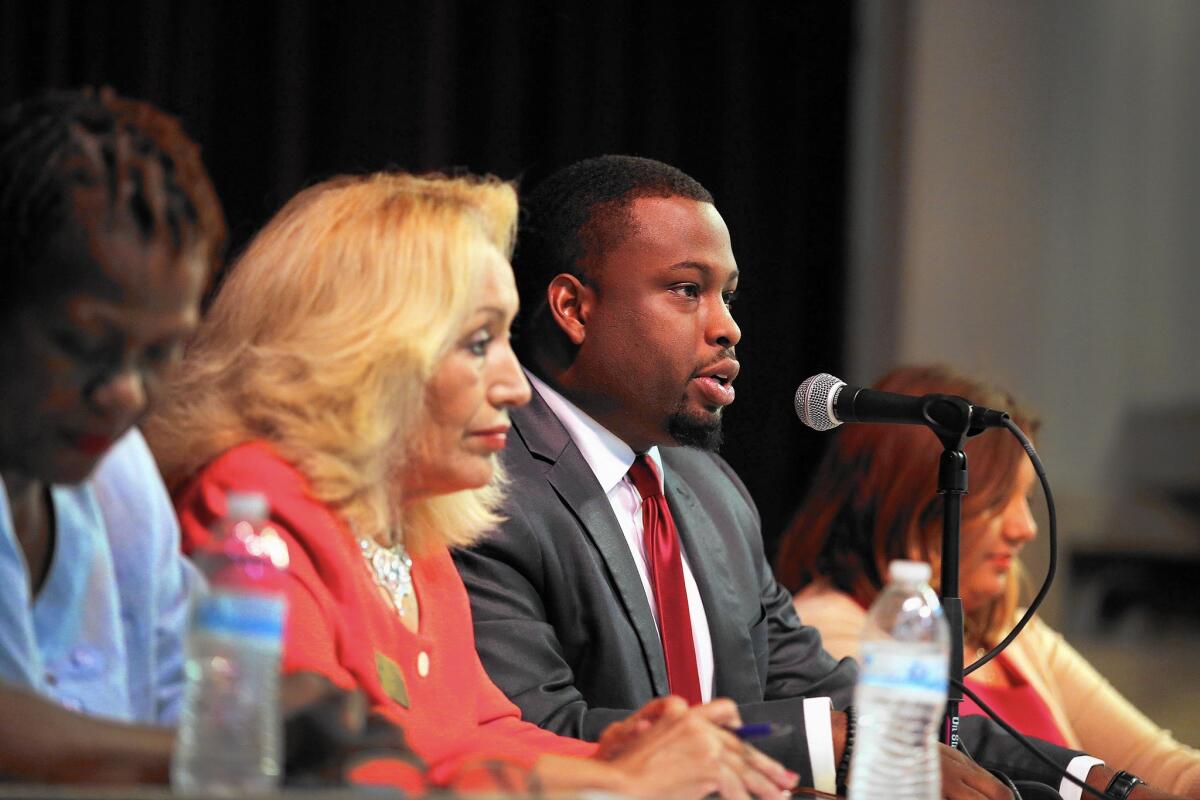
0,473,55,596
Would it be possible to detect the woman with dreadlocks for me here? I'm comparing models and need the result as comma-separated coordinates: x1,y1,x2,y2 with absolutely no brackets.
0,87,226,782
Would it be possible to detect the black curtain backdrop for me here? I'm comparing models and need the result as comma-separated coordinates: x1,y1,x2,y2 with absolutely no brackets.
2,0,853,557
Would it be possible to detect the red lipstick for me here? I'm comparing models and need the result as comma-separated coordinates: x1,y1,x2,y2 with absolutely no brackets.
470,425,510,452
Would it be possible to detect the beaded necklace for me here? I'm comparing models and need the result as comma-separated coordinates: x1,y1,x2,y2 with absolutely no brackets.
358,537,414,617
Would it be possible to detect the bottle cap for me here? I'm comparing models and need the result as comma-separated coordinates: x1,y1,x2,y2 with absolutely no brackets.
225,491,269,521
888,559,932,584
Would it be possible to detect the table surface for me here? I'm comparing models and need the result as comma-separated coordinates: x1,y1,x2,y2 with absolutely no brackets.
0,786,837,800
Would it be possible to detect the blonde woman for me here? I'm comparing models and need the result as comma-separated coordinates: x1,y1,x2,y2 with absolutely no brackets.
148,172,796,797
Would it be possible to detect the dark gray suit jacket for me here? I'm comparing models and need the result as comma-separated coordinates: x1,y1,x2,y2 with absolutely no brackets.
454,389,1083,789
454,390,855,782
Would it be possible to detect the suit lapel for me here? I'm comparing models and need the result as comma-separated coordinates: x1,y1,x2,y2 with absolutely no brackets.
665,454,759,698
512,391,670,696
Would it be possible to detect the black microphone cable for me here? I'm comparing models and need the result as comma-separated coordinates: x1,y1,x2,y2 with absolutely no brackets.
955,679,1121,800
957,419,1123,799
796,383,1127,798
964,417,1055,676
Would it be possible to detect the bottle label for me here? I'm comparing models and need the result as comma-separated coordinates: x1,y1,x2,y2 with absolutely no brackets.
858,646,948,696
194,590,285,643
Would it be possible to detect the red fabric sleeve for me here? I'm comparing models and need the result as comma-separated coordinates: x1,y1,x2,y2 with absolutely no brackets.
470,645,597,758
420,549,595,784
174,447,357,692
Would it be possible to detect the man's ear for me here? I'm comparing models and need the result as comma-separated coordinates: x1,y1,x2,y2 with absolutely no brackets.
546,273,593,347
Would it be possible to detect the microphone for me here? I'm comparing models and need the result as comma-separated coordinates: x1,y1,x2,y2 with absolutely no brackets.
794,373,1010,433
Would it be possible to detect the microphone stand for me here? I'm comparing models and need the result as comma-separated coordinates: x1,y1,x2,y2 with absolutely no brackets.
918,395,973,750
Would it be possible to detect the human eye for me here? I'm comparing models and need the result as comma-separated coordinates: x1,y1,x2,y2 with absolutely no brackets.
50,327,121,367
465,328,493,357
669,283,700,300
722,289,739,308
141,337,184,368
49,327,100,358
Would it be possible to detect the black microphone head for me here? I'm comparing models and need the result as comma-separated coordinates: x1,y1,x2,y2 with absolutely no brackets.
795,373,846,431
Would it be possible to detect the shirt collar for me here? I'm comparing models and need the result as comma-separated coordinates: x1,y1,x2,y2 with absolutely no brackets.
527,371,664,494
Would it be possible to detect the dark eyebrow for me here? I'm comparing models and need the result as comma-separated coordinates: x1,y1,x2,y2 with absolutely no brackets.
90,304,198,342
666,261,739,284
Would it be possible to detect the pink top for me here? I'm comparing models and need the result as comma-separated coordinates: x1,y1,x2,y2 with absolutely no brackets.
795,580,1200,795
962,653,1068,748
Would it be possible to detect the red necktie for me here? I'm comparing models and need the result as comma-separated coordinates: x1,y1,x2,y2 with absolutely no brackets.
627,454,703,705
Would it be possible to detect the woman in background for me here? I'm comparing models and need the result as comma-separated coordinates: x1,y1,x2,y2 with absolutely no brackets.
0,89,421,788
149,171,795,797
0,88,223,781
775,364,1200,796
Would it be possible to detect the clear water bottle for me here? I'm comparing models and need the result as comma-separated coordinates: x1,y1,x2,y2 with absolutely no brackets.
848,560,949,800
172,491,290,794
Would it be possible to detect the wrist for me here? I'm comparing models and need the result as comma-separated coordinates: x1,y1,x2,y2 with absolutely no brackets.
1106,770,1144,800
1086,766,1147,800
831,709,848,762
587,763,632,797
535,753,627,795
835,706,856,795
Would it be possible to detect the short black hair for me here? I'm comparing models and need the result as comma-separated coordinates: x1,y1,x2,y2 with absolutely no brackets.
0,87,227,311
512,154,713,352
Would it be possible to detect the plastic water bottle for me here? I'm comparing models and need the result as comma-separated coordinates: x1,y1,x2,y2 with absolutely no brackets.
848,560,949,800
172,492,290,794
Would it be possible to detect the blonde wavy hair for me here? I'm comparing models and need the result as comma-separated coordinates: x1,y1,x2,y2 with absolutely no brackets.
148,172,518,554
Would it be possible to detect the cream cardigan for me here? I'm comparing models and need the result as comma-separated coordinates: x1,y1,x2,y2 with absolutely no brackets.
794,581,1200,796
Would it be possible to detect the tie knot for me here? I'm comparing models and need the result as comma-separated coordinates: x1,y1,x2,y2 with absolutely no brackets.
628,454,663,499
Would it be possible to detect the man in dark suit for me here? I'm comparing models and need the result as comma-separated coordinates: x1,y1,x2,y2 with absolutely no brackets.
454,155,1174,800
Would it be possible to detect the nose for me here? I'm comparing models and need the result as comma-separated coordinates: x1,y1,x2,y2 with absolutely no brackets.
88,366,148,423
1003,497,1038,544
710,299,741,350
489,342,532,410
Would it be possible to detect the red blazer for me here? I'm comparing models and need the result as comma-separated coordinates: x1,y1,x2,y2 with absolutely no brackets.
174,441,594,786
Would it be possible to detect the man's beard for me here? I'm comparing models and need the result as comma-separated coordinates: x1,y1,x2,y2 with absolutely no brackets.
666,403,724,451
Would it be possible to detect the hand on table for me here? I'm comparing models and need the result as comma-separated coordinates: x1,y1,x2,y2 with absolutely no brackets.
597,695,798,799
938,742,1016,800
